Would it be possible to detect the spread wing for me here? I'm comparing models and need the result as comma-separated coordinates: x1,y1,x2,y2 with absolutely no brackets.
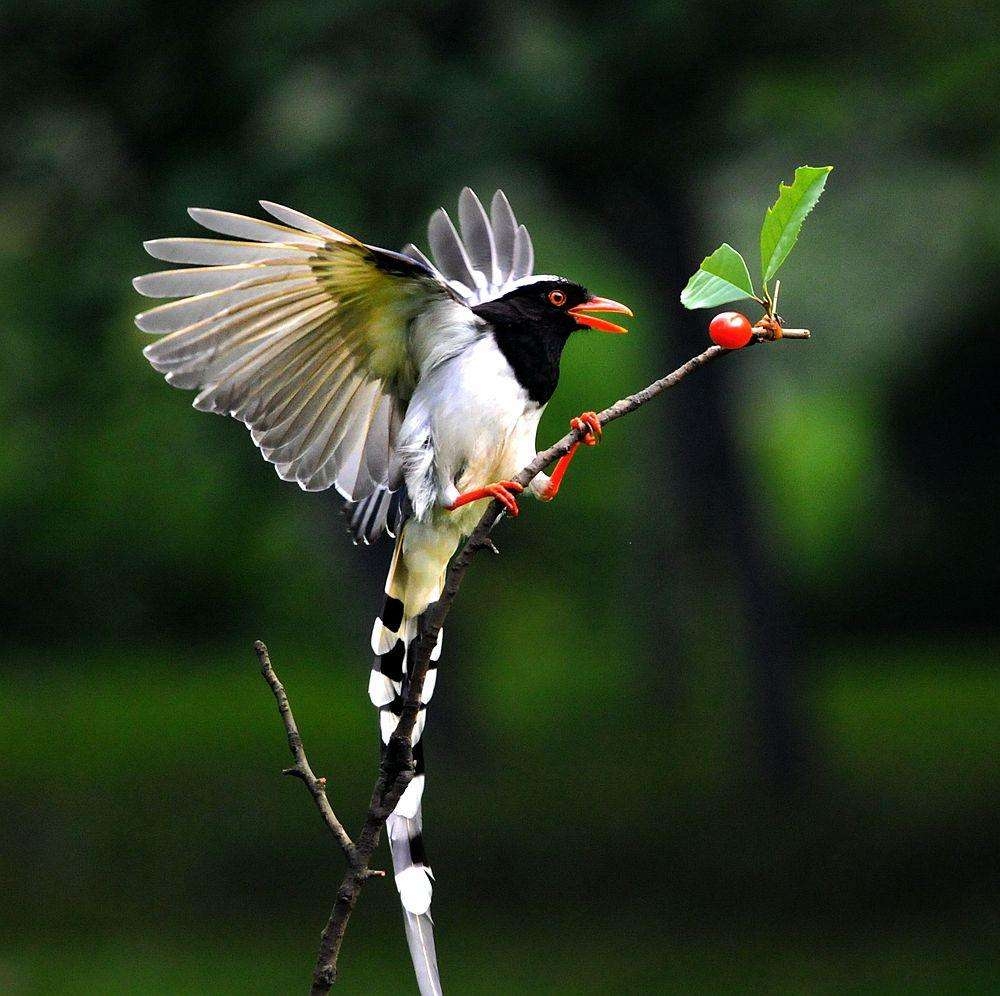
134,202,461,497
401,187,536,306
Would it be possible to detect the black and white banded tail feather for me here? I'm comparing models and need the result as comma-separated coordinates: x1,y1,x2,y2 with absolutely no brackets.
368,529,445,996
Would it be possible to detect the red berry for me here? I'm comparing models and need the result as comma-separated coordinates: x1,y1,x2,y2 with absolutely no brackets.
709,311,753,349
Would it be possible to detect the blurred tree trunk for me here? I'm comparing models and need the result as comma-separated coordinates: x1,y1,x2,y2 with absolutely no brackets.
624,180,807,791
549,153,807,790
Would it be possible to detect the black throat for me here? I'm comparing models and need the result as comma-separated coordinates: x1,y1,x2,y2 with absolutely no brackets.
473,307,571,405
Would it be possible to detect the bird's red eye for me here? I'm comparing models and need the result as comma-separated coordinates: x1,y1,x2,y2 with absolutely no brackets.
548,290,567,306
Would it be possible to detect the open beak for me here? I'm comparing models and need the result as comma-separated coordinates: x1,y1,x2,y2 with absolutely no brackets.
568,296,633,334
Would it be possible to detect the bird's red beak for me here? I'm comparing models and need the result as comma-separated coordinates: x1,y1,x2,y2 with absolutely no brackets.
568,296,633,334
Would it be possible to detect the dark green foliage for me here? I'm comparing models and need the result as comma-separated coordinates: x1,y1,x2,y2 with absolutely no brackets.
1,2,998,991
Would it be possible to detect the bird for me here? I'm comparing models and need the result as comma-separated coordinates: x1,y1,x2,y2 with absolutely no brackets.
133,187,632,995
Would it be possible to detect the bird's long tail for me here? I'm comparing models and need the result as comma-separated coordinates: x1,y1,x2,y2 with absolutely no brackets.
369,525,445,996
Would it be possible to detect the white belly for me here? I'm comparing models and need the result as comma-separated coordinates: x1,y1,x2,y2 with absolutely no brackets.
398,335,543,521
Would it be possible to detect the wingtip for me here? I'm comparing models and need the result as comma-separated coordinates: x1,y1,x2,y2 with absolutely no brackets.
459,184,484,207
186,207,210,226
427,206,454,239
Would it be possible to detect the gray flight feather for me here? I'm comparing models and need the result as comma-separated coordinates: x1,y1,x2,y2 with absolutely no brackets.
428,208,480,294
457,187,499,286
345,485,409,545
422,189,538,307
512,223,534,281
401,243,436,273
490,190,518,279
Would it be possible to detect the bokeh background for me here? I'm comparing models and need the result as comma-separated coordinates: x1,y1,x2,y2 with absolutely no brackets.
2,2,998,993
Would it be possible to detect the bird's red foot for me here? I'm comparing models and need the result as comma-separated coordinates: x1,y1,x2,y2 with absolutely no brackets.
541,411,604,501
571,411,602,446
447,480,524,516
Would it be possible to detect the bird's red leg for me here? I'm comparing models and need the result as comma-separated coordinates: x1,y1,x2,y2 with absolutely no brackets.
540,412,601,502
446,480,525,516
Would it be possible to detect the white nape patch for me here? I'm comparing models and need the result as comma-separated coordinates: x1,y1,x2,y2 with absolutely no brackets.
483,273,561,296
409,299,484,374
395,865,433,916
368,670,396,707
394,773,425,819
371,618,400,655
421,668,438,704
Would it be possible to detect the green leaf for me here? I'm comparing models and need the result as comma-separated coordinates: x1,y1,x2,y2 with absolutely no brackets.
679,243,755,309
759,165,832,282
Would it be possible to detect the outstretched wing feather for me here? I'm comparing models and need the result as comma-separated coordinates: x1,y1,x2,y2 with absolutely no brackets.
490,190,518,281
143,238,310,265
457,187,499,286
427,207,482,292
512,223,534,280
133,262,312,298
424,188,537,306
136,206,457,497
187,207,327,246
138,188,535,511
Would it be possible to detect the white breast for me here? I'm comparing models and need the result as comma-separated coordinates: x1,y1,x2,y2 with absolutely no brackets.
398,333,543,519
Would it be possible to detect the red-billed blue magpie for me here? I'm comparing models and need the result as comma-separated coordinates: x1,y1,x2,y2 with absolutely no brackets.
134,188,632,994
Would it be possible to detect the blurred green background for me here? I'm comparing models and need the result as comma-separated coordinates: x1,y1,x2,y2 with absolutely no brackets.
2,2,998,993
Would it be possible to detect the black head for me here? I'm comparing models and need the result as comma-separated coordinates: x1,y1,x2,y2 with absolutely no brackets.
472,278,632,404
472,278,632,340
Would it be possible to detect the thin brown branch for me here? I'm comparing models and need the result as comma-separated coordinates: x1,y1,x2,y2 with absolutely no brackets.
254,640,357,862
260,333,808,993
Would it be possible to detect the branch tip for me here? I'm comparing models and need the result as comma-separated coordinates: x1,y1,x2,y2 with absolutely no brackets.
473,535,500,555
255,640,357,926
